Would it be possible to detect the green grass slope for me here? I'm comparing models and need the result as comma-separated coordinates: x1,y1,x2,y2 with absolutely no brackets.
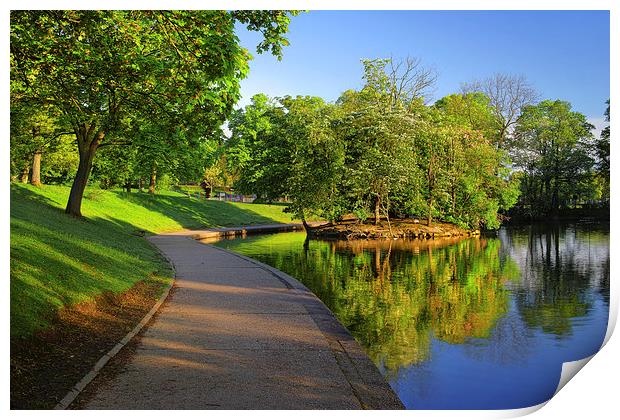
10,184,296,337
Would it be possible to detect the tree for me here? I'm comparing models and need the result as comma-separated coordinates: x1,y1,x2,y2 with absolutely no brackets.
11,10,299,217
226,94,277,195
357,57,436,110
385,56,437,106
336,103,413,224
38,135,79,185
10,98,73,186
282,96,346,226
414,115,446,227
228,94,346,225
433,93,520,228
594,100,610,201
91,138,138,191
462,73,538,148
512,100,595,216
202,166,222,198
335,58,429,224
226,94,292,201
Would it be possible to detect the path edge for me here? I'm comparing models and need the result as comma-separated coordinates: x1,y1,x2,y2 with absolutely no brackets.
53,240,176,410
199,239,405,409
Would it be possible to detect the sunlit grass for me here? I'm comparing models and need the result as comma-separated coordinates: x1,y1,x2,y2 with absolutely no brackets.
10,183,297,337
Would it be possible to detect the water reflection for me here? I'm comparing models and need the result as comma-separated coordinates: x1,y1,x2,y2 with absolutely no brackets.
212,223,609,409
501,225,609,337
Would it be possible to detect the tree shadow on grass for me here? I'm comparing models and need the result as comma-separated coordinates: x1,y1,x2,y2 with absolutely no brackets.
10,185,293,337
10,183,61,209
11,186,168,335
114,191,293,231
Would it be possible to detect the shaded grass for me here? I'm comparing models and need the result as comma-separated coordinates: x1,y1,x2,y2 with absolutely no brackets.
11,278,170,409
10,183,297,337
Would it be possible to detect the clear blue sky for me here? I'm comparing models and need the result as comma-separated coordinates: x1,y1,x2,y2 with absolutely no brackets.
236,10,610,130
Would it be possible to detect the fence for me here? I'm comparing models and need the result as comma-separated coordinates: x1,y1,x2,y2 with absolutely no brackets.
212,192,256,203
178,185,257,203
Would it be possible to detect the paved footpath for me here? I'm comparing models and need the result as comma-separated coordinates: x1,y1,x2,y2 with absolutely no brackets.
81,231,403,409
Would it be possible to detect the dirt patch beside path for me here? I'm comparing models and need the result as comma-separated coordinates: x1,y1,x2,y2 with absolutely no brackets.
10,275,171,409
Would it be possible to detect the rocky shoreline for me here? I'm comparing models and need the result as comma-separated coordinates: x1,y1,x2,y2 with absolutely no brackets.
307,219,480,240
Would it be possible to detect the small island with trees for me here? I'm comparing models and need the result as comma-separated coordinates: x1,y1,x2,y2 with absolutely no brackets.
223,59,608,240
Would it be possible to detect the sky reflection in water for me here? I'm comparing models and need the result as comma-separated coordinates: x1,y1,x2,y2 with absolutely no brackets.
212,223,609,409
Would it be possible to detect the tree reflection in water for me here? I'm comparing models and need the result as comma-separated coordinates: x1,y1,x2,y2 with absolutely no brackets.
216,234,519,376
500,224,609,338
213,224,609,409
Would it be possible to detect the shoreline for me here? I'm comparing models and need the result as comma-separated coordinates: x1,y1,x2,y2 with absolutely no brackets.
307,219,480,240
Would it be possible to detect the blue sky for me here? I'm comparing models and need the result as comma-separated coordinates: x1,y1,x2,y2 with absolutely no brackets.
235,10,610,131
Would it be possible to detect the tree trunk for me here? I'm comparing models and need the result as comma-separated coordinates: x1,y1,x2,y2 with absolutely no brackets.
498,125,507,149
451,184,456,215
426,161,434,227
427,195,433,227
148,165,157,194
374,196,381,225
19,162,30,183
125,182,131,193
65,127,103,217
30,149,42,187
66,150,96,217
300,209,312,235
138,178,144,192
551,181,560,217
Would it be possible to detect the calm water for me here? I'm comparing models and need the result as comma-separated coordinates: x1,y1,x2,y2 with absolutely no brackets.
212,223,610,409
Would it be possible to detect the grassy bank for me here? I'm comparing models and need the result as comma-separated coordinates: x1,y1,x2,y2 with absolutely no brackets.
10,183,296,337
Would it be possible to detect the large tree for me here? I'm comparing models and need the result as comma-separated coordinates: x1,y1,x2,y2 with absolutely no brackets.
335,58,430,224
462,73,538,148
336,91,420,225
279,96,345,226
10,10,298,217
512,100,595,216
433,93,520,228
226,93,279,196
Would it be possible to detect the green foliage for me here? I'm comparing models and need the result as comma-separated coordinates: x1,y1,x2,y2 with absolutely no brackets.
226,59,521,229
40,136,79,184
511,100,596,216
11,11,249,132
335,87,421,223
91,143,138,189
10,10,299,214
9,98,73,183
594,99,610,201
282,96,346,221
226,94,280,196
230,11,302,59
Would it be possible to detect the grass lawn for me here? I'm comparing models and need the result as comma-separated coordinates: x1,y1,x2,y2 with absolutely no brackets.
10,183,297,337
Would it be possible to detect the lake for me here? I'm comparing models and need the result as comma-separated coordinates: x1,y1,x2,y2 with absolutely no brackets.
211,223,610,409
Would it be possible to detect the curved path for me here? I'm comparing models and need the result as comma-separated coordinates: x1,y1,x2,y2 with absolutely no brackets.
81,230,403,409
